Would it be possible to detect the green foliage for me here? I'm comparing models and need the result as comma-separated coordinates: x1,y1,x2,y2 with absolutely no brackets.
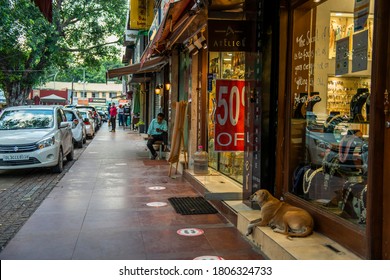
0,0,128,105
53,60,124,84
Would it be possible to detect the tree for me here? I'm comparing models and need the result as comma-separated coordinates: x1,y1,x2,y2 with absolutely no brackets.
54,59,124,84
0,0,127,106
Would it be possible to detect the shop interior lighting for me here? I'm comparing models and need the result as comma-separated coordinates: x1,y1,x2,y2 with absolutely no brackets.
165,82,171,91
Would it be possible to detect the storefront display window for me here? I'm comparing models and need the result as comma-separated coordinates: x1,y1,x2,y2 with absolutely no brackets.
289,0,373,226
208,52,245,183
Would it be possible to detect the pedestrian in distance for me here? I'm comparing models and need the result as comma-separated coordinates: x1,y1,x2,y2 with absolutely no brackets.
118,104,124,126
146,113,168,160
123,103,131,129
107,103,111,127
110,103,117,132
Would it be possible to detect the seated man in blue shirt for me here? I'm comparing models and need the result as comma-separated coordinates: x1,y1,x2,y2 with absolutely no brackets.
147,113,168,159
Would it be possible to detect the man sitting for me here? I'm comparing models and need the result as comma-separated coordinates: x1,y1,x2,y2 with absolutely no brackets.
147,113,167,160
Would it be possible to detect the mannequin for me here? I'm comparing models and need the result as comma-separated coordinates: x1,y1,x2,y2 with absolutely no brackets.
305,92,321,123
305,92,322,113
350,88,369,122
293,92,308,119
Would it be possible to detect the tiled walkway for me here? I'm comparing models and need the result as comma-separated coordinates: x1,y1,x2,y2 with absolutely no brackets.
0,125,264,260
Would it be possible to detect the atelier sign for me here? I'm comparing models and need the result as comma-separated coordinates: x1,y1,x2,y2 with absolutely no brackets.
207,20,253,52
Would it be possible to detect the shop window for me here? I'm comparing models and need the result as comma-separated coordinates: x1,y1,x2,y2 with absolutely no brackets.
208,52,245,184
289,0,373,227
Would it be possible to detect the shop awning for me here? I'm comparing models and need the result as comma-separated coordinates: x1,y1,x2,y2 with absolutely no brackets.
129,73,152,83
106,56,167,79
40,94,66,102
140,0,195,64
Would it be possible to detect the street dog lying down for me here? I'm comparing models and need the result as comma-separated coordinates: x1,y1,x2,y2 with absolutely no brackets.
246,189,313,237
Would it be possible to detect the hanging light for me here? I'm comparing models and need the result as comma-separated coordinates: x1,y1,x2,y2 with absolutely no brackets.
165,82,171,91
155,84,163,94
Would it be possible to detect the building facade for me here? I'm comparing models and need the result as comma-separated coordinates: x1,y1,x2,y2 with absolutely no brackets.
108,0,390,259
37,81,124,109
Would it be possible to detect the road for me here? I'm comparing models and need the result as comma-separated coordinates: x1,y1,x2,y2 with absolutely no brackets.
0,137,93,252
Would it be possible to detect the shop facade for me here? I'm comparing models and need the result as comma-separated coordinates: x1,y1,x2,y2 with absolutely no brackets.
276,0,390,259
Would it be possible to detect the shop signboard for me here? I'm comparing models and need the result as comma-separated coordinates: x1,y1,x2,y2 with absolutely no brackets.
129,0,154,30
214,79,245,151
207,20,254,52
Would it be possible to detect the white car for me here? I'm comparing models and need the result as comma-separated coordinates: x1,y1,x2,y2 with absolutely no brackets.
78,110,95,138
0,105,74,173
64,108,87,148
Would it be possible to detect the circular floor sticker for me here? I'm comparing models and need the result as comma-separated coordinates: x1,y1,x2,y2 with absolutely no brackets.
148,186,166,190
146,202,168,207
193,256,224,260
177,228,204,237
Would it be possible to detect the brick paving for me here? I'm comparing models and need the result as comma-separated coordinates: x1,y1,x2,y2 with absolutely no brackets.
0,140,89,252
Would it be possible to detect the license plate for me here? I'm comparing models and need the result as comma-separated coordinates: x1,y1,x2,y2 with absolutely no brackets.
3,154,30,161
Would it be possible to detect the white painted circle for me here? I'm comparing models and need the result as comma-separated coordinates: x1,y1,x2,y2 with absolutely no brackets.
146,202,168,207
148,186,166,190
193,256,224,260
177,228,204,237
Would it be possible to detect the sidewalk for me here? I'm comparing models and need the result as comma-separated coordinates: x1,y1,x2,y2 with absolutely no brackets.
0,125,264,260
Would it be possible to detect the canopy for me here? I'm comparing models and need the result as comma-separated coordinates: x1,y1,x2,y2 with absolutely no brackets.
40,94,66,102
106,56,167,79
140,0,194,63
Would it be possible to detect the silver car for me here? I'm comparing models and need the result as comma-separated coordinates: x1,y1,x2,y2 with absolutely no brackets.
0,105,74,173
78,110,95,138
64,108,87,148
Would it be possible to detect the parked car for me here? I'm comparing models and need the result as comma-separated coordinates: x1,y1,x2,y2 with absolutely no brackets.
76,105,101,130
63,108,87,148
98,110,108,122
0,105,74,173
78,110,95,139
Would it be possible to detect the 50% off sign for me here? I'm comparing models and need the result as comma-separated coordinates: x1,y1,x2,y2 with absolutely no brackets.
214,79,246,151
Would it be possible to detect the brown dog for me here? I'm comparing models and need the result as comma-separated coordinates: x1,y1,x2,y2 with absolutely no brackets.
246,189,313,237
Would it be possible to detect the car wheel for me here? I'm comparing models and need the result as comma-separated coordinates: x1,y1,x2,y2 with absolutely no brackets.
67,144,74,161
52,148,64,173
77,139,83,148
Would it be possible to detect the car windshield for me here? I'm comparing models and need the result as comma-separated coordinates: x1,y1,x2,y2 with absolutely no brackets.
0,109,54,130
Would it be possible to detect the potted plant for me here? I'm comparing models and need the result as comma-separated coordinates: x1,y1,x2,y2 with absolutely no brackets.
135,119,145,133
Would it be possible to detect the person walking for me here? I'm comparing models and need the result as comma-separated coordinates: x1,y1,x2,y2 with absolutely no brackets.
107,103,111,127
123,103,131,129
146,113,168,159
118,104,124,127
109,103,118,132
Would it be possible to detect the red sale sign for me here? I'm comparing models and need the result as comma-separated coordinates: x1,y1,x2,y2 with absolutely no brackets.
214,79,246,151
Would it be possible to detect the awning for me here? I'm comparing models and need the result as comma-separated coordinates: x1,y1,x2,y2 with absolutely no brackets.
140,0,194,64
129,73,152,83
40,94,66,102
106,56,167,79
